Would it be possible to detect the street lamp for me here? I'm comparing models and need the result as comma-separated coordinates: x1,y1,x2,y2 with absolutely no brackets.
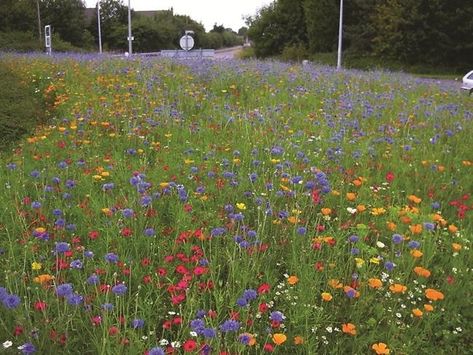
97,0,102,53
127,0,133,55
337,0,343,70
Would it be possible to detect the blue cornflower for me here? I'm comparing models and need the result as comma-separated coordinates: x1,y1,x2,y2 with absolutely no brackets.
392,234,403,244
70,259,83,269
30,170,40,178
65,179,76,188
122,208,134,218
66,293,83,306
84,250,94,258
18,343,36,354
219,319,240,332
202,328,216,338
111,284,127,296
2,293,20,309
102,303,114,311
87,274,100,285
408,240,421,249
242,289,257,301
190,318,205,332
423,222,436,231
269,311,285,322
210,227,226,237
55,242,70,253
348,235,359,243
143,227,155,237
384,261,395,272
104,253,119,263
195,309,206,318
131,318,145,329
236,297,248,307
141,195,152,206
31,201,41,209
351,247,360,255
56,283,73,297
297,226,307,235
148,347,165,355
239,333,251,345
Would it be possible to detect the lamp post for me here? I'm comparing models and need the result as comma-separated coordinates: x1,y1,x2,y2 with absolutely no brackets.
36,0,41,43
97,0,102,53
337,0,343,70
127,0,133,55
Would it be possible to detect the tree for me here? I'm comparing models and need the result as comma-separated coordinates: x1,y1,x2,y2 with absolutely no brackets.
40,0,89,47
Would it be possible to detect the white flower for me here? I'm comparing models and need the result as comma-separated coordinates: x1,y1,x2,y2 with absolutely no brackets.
376,241,386,248
347,207,357,214
326,326,333,333
3,341,13,349
189,331,198,337
158,339,169,346
171,341,181,348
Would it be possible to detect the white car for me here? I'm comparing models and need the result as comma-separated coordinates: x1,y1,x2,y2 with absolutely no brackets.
462,70,473,94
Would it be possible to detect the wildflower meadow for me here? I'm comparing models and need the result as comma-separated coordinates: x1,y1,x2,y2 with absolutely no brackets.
0,54,471,354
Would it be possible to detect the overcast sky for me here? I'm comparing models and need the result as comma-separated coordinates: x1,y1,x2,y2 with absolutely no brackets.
84,0,274,32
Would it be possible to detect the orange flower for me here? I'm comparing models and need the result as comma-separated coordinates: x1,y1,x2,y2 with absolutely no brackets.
409,224,423,234
342,323,357,335
356,204,366,212
425,288,444,301
451,243,462,252
408,195,422,204
321,208,332,216
410,249,423,258
400,215,412,224
353,178,363,187
346,192,357,201
448,224,458,234
328,279,343,289
412,308,423,317
293,336,304,345
287,275,299,285
272,333,287,345
33,274,54,284
368,278,383,289
389,283,407,294
321,292,333,301
386,221,397,231
423,304,434,312
372,342,390,354
413,266,431,278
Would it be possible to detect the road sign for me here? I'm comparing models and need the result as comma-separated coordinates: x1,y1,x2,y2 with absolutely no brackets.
179,35,194,51
44,25,51,55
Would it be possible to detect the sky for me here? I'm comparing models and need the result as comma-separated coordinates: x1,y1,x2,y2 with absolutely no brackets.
84,0,274,32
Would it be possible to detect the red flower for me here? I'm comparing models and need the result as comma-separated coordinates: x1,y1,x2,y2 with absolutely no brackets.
88,230,99,240
386,171,395,183
121,227,133,237
259,303,269,313
193,266,208,276
34,300,47,311
263,343,274,352
312,189,321,205
258,283,271,294
182,339,197,352
13,325,23,336
108,326,119,336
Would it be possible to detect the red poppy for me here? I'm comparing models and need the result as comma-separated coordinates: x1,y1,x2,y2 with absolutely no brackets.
182,339,197,352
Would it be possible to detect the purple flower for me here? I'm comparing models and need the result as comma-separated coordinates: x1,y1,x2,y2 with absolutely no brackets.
423,222,436,231
202,327,216,338
132,318,145,329
56,283,73,297
66,293,83,305
384,261,395,272
143,227,156,237
54,242,70,254
148,347,165,355
243,289,257,301
112,284,127,296
105,253,119,263
408,240,420,249
18,343,36,354
87,274,100,285
236,297,248,307
70,259,83,269
297,226,307,235
122,208,134,218
392,234,403,244
2,293,21,309
219,319,240,332
31,201,41,209
348,235,359,243
269,311,285,322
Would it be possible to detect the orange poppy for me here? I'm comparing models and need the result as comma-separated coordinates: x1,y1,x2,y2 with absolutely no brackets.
413,266,431,278
287,275,299,285
409,224,423,234
425,288,444,301
293,336,304,345
346,192,357,201
389,283,407,293
410,249,423,258
372,342,390,354
321,208,332,216
412,308,423,317
368,278,383,289
451,243,462,252
321,292,333,301
423,304,434,312
342,323,357,335
272,333,287,345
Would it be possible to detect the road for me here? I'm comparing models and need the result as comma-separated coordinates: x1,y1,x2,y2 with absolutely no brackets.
214,46,244,59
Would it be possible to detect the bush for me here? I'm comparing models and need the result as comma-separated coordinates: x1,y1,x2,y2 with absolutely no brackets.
281,43,309,62
0,31,42,52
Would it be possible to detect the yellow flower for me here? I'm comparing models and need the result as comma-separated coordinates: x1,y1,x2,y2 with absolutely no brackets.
371,207,386,216
354,258,365,268
236,203,246,210
31,262,42,271
272,333,287,345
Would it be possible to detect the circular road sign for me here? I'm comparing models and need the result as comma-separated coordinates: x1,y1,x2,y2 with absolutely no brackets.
179,35,194,51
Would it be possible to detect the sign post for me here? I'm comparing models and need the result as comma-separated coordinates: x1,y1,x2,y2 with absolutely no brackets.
44,25,52,55
179,31,195,52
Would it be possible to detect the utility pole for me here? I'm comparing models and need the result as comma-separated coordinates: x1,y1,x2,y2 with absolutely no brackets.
337,0,343,70
36,0,41,43
97,0,102,53
127,0,133,55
